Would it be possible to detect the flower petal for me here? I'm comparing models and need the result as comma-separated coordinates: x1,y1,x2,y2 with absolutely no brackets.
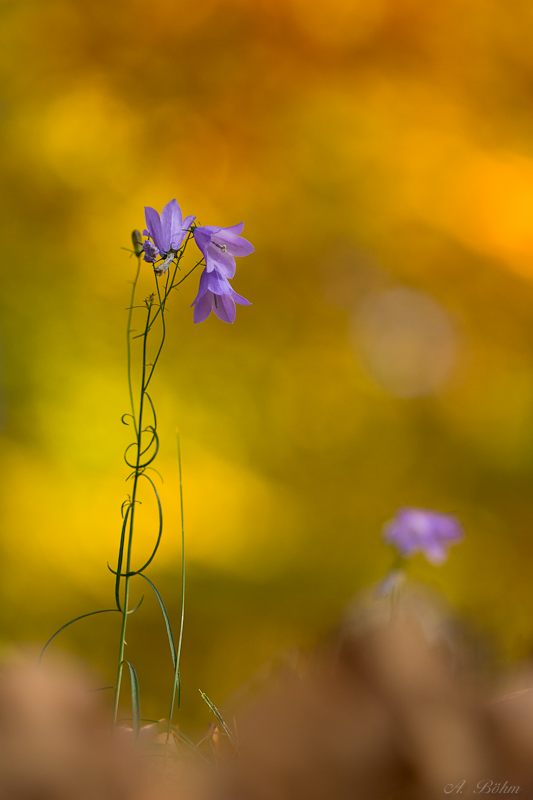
205,268,233,295
142,240,159,263
197,226,222,234
191,268,210,304
161,199,182,252
212,231,254,257
214,294,236,323
231,289,251,306
223,222,244,235
193,291,214,324
423,542,448,565
193,227,214,260
181,214,196,236
206,245,236,278
383,507,463,565
144,207,164,252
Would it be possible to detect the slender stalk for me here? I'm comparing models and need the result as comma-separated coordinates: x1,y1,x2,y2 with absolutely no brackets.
171,258,203,290
145,274,167,394
126,258,141,437
113,301,153,725
140,232,199,337
44,228,202,732
112,234,201,732
166,432,186,744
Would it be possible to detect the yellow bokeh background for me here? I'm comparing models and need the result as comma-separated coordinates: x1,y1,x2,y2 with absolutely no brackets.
2,0,533,729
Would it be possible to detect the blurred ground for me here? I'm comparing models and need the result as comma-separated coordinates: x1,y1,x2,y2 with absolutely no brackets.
1,0,533,730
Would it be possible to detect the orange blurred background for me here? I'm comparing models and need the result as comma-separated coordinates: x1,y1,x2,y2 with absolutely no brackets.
1,0,533,730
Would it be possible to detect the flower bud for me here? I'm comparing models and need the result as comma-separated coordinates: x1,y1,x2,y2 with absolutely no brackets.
131,230,143,256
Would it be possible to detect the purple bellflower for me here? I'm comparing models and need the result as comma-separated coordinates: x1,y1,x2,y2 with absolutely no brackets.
383,507,463,565
191,268,251,324
143,199,195,276
193,222,254,278
191,222,254,324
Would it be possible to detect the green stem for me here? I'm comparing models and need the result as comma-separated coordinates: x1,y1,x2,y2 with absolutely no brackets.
145,275,167,394
141,234,200,337
166,432,186,744
126,257,141,437
113,301,152,726
170,259,203,290
112,233,195,730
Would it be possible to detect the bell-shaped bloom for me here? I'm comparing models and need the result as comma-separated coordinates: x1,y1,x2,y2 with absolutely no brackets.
193,222,254,280
143,199,195,270
191,266,251,324
383,507,463,565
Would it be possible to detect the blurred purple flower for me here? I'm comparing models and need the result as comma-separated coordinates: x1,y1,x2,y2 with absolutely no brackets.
191,266,251,324
143,199,195,274
383,507,463,565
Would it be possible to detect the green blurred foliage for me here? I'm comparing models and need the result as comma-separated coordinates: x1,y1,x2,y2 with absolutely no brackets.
1,0,533,730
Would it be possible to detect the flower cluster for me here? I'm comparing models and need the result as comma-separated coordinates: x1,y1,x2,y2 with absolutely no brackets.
383,507,463,565
142,199,253,324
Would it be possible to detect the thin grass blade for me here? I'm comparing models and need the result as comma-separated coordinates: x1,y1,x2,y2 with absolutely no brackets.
199,691,238,750
137,574,176,667
122,660,140,737
39,609,118,664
